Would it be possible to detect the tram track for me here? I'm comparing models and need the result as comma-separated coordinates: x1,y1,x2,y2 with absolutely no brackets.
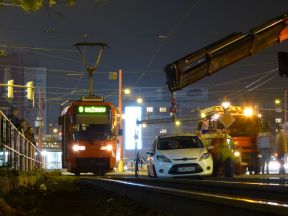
80,176,288,216
106,176,288,203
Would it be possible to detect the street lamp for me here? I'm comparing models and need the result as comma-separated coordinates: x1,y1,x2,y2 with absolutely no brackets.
124,88,131,95
222,101,231,110
136,97,143,104
53,128,58,134
275,99,281,105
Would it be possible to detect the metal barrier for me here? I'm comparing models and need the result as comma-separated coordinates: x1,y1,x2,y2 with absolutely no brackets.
0,110,44,171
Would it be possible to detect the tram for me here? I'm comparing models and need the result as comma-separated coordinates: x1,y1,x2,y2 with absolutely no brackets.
58,96,119,175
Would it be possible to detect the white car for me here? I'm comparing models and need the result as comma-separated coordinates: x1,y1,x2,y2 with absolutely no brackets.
147,133,213,177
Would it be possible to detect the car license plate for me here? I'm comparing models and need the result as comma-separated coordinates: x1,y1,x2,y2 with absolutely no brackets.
177,166,195,172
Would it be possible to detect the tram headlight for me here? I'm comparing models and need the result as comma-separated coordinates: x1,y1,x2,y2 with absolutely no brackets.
100,144,113,151
72,144,86,152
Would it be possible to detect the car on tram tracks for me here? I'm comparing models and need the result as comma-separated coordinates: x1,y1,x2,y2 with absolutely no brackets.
146,133,213,178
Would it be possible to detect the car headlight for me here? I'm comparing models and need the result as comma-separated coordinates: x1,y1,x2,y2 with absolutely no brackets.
72,144,85,152
200,153,210,161
100,144,113,151
269,161,280,170
234,151,241,157
156,155,171,163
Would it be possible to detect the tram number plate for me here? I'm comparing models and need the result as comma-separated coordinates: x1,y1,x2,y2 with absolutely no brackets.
177,166,195,172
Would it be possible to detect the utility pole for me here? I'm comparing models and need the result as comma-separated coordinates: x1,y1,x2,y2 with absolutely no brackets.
118,69,124,172
285,89,287,132
36,88,43,168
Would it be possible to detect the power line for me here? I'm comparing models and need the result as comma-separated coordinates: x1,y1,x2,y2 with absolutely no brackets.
247,75,278,92
209,69,277,89
133,0,200,86
245,69,277,89
0,44,77,53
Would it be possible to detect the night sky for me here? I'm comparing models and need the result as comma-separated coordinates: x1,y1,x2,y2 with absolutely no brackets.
0,0,287,122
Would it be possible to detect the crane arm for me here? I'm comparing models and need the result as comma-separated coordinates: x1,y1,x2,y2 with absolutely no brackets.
164,12,288,92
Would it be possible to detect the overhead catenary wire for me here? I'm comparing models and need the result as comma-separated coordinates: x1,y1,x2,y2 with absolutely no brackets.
227,68,278,99
133,0,201,86
247,74,278,92
244,68,277,89
209,69,277,89
0,43,78,53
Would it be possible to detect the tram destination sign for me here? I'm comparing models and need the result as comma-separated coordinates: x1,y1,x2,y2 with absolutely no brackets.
77,106,107,114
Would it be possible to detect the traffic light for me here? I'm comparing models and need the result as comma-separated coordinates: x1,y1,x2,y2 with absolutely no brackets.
26,81,34,100
7,79,14,98
170,107,176,113
278,52,288,77
108,72,117,80
170,98,177,114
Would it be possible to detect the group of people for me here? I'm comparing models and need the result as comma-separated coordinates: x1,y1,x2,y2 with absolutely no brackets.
7,107,36,145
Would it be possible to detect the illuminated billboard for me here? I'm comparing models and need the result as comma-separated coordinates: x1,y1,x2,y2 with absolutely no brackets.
124,106,142,150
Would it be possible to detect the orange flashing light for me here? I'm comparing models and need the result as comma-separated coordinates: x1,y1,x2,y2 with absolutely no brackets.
279,18,288,42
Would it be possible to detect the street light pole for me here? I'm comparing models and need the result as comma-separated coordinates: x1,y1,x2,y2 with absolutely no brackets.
118,69,124,172
285,89,287,131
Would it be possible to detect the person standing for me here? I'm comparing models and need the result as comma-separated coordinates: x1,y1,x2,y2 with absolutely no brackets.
25,126,36,145
135,152,141,177
17,119,27,134
275,129,287,174
7,107,21,128
257,132,272,174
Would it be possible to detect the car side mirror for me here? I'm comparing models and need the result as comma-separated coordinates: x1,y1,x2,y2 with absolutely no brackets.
207,146,214,150
147,151,154,156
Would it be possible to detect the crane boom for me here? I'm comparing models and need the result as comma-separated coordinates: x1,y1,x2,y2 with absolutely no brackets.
164,12,288,92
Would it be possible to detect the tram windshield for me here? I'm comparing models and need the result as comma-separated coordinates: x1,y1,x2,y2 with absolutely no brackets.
73,124,112,141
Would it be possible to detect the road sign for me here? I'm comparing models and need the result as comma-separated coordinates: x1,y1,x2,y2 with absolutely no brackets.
219,112,235,128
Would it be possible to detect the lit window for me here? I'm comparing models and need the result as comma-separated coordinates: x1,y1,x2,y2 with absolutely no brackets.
276,118,282,123
160,129,167,134
159,107,167,112
146,107,153,113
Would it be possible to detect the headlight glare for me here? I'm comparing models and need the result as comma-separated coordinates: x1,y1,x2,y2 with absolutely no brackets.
100,144,113,151
72,144,85,152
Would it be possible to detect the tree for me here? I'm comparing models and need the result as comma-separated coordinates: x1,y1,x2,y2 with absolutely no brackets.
0,0,76,12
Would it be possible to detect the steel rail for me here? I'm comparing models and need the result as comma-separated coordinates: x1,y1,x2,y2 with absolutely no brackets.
81,177,288,216
106,177,288,202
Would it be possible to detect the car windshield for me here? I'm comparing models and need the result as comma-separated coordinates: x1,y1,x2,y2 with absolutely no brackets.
157,136,204,150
